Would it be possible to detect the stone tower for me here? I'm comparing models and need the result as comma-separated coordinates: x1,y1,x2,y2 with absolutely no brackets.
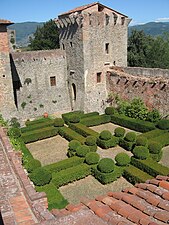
56,2,131,112
0,19,16,119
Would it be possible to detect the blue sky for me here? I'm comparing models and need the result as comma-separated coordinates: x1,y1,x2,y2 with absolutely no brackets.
1,0,169,25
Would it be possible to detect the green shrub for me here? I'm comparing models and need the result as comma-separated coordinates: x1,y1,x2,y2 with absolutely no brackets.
85,136,97,146
105,107,116,115
68,140,81,151
157,120,169,130
94,165,123,184
119,139,134,151
149,132,169,147
125,132,136,142
97,136,118,149
25,117,51,126
150,152,163,162
10,117,20,128
115,153,131,166
25,159,41,173
146,109,161,122
139,129,167,139
80,112,99,119
36,183,68,210
68,115,80,123
80,114,111,127
53,118,64,127
52,164,91,188
133,146,149,160
62,111,84,124
99,130,112,140
114,127,125,137
89,145,97,152
22,127,58,143
131,157,169,177
85,152,100,165
123,164,153,185
76,145,90,157
29,167,52,186
7,127,21,138
44,156,84,173
136,137,148,147
97,158,115,173
111,114,156,132
148,141,162,154
58,126,85,144
69,123,99,138
21,120,55,133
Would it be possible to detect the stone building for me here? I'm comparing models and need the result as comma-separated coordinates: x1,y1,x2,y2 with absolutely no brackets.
0,2,169,120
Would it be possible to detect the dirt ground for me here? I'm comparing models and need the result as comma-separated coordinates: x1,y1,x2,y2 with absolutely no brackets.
59,175,133,204
26,135,69,166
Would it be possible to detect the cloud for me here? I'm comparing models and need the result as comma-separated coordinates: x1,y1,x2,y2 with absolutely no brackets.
155,18,169,22
129,20,145,26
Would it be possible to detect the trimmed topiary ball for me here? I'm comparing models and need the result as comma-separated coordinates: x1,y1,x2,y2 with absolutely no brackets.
133,146,149,160
76,145,90,157
105,107,116,115
136,137,148,147
29,167,52,186
25,159,41,173
99,130,112,140
115,152,131,166
7,127,21,138
85,152,100,165
157,120,169,130
85,136,97,146
114,127,125,137
68,115,80,123
68,140,81,151
53,118,64,127
97,158,115,173
125,132,136,142
148,141,162,154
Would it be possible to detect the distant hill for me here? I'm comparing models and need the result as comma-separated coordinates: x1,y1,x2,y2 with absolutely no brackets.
8,22,43,47
7,21,169,47
129,22,169,36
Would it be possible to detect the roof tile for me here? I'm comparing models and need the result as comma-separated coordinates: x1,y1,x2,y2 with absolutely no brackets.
158,200,169,211
162,192,169,201
159,181,169,191
156,175,169,181
154,211,169,223
148,179,160,186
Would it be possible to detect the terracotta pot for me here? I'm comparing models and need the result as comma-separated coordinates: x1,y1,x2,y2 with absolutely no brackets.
43,112,48,118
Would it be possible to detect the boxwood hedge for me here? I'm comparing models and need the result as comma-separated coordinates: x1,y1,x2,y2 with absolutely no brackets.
80,114,111,127
69,123,99,138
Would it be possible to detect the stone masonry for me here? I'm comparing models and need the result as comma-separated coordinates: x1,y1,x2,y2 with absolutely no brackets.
0,2,169,120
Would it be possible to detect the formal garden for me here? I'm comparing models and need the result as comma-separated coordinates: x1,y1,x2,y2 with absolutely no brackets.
2,98,169,210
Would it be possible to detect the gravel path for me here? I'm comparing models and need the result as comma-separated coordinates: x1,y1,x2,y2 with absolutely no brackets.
26,135,69,166
59,176,133,204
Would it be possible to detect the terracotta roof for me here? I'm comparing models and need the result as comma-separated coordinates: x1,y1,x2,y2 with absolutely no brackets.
59,2,127,17
0,19,13,25
51,175,169,224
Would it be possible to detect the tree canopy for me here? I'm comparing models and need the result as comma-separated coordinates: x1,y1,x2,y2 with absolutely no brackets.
29,19,59,50
128,30,169,69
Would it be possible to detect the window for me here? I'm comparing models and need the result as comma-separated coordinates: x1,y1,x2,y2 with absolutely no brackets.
70,42,73,47
62,43,65,50
121,17,125,25
105,43,109,54
50,76,56,86
97,72,102,83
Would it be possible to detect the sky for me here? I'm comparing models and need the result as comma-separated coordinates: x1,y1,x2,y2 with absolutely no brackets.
1,0,169,25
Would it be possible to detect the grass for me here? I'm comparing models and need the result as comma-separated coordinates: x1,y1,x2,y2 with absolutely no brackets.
36,183,68,210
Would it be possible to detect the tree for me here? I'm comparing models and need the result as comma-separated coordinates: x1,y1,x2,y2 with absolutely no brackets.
29,19,59,50
128,30,169,69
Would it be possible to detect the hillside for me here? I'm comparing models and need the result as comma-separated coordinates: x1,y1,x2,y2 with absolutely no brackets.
8,22,43,47
129,22,169,36
8,21,169,47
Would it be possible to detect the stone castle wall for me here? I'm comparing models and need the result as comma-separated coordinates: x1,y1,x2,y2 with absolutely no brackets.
106,67,169,116
11,50,71,120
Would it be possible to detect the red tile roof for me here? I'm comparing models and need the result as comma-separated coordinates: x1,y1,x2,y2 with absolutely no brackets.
0,19,13,25
51,175,169,224
59,2,127,18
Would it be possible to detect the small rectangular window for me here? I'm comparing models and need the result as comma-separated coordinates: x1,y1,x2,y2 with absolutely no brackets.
105,43,109,54
50,76,56,86
70,42,73,47
62,43,65,50
97,72,102,83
